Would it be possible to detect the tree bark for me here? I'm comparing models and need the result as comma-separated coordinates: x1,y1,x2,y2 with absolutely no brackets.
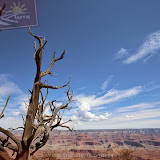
15,150,29,160
22,83,41,147
22,37,43,148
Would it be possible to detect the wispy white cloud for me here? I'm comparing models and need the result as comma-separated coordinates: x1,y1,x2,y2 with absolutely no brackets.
0,74,22,97
123,30,160,64
76,118,160,129
130,108,160,120
99,86,142,105
76,86,142,108
143,81,160,91
112,101,160,125
117,102,160,113
119,108,160,121
114,48,128,60
125,115,134,119
143,52,156,63
12,111,20,116
101,75,114,91
77,86,88,91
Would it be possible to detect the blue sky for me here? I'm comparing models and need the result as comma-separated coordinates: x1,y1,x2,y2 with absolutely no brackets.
0,0,160,129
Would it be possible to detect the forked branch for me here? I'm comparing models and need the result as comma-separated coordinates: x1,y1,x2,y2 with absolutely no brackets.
28,27,43,45
56,90,74,112
41,50,67,78
41,52,56,77
55,50,67,62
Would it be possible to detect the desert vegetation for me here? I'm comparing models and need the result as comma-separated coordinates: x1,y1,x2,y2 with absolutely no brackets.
113,150,136,160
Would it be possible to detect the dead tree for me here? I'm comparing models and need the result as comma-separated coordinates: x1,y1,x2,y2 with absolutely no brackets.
0,27,74,160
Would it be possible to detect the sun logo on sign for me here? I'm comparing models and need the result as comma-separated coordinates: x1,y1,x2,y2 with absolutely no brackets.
8,2,27,13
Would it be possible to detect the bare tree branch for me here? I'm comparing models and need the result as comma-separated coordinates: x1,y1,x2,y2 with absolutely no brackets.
44,88,49,103
20,114,25,126
56,90,73,111
8,127,24,131
28,89,32,94
0,4,6,17
50,118,61,130
55,50,67,62
28,27,43,45
0,127,21,148
59,125,74,132
0,93,11,119
41,52,56,77
40,76,71,89
60,119,72,126
33,41,37,58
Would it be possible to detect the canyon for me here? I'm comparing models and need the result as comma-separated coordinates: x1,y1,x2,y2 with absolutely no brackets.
2,128,160,159
33,128,160,159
